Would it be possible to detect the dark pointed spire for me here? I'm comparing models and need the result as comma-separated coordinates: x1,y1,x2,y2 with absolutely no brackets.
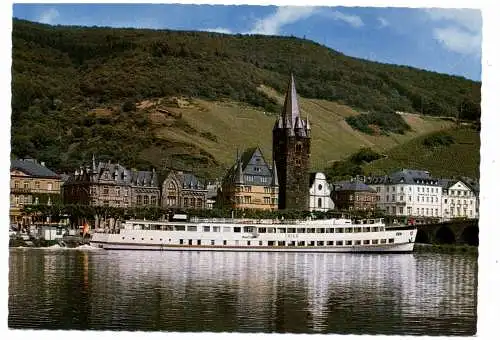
281,73,301,126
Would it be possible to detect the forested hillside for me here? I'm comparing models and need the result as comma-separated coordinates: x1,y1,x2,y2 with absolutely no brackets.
11,19,481,177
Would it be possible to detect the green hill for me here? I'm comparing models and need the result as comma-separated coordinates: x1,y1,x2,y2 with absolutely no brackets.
362,127,480,179
10,19,480,178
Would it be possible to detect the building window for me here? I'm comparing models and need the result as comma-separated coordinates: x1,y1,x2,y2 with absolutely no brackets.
183,197,189,207
23,182,29,189
136,195,142,205
318,198,322,208
196,198,203,208
103,187,109,195
399,207,403,214
116,187,120,196
151,196,157,206
143,196,149,205
264,197,271,204
35,181,40,189
295,159,301,167
244,196,251,204
295,144,302,152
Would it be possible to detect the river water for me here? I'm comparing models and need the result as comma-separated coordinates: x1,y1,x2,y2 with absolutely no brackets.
8,248,477,335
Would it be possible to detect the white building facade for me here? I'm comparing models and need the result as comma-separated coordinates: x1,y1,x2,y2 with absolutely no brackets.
366,169,442,218
309,172,334,212
440,180,478,220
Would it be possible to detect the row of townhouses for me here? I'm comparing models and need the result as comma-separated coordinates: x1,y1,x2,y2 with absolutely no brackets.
9,75,479,226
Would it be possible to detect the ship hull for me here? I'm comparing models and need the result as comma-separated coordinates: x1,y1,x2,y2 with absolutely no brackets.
90,240,414,253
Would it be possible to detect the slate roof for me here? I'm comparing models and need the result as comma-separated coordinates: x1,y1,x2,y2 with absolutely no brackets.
333,180,376,193
224,146,277,186
180,172,206,190
11,158,60,178
438,178,477,193
366,168,439,185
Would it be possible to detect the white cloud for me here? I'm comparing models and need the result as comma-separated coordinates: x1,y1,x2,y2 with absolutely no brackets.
377,17,389,28
202,27,233,34
38,8,60,25
434,26,481,56
424,9,482,56
425,8,481,33
249,6,318,35
325,10,364,28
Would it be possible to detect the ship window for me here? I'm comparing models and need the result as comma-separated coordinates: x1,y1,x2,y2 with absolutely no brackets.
335,228,343,233
327,228,335,233
297,228,305,233
188,239,192,245
318,228,325,233
287,228,296,233
234,227,241,233
345,228,353,233
187,226,197,232
211,240,215,245
268,228,276,233
258,228,267,233
327,241,334,246
355,227,362,233
355,240,361,245
389,238,395,243
308,241,315,246
132,238,135,240
223,227,231,232
203,226,211,232
372,240,379,244
381,239,387,244
363,227,370,232
150,238,154,241
346,240,352,245
244,226,253,233
259,241,263,246
247,241,251,246
223,240,227,245
317,241,324,246
298,241,305,246
371,227,379,232
197,240,201,245
160,239,162,241
268,241,275,246
122,237,125,240
363,240,370,245
175,226,185,231
179,239,183,245
213,226,220,232
306,228,315,233
396,232,402,236
278,228,286,233
336,241,343,246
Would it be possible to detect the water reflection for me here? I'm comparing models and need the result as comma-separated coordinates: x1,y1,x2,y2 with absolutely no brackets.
9,249,477,335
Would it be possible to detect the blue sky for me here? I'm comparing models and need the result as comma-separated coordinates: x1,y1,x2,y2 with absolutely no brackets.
12,4,482,81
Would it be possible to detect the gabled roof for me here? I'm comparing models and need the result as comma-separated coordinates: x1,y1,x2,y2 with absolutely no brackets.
223,146,276,186
11,159,60,178
333,180,376,193
366,168,439,185
438,178,476,192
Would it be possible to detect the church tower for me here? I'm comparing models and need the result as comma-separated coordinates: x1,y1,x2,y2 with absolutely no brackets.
272,74,311,210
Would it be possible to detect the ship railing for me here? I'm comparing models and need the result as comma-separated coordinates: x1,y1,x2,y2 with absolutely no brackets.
189,217,306,225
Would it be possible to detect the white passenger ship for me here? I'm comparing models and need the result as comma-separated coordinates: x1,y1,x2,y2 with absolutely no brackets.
90,215,417,253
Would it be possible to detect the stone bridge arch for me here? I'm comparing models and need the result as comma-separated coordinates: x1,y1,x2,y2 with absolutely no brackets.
416,220,478,245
